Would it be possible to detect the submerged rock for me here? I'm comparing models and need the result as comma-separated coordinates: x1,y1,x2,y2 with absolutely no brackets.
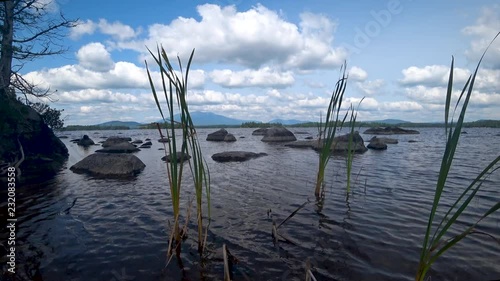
158,137,170,143
364,126,419,135
131,139,143,144
261,127,297,142
212,151,268,162
70,153,145,177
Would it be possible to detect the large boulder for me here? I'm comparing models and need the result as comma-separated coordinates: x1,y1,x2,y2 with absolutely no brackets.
96,142,140,153
327,132,367,152
0,92,68,183
212,151,268,162
367,137,388,150
252,128,268,136
261,127,297,142
70,153,145,177
364,126,419,135
161,152,191,163
102,136,132,147
206,129,228,141
77,135,95,147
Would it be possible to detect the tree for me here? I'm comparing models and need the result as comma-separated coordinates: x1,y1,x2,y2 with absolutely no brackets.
29,102,64,130
0,0,77,98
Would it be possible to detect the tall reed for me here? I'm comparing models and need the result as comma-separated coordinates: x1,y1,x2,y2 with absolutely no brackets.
416,33,500,281
315,63,348,197
145,47,211,258
345,99,363,195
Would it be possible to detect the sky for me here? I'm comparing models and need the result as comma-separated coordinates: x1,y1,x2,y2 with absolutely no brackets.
19,0,500,125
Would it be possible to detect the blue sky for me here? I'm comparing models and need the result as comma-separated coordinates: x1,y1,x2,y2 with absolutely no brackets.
22,0,500,125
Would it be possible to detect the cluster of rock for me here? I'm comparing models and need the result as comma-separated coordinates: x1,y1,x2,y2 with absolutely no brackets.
206,129,237,142
70,136,146,178
285,131,368,153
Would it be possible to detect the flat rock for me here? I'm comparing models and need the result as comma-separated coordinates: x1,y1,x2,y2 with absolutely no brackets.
364,126,419,135
207,129,229,141
261,127,297,142
70,153,145,178
158,137,170,143
161,152,191,163
102,136,132,147
212,151,268,162
369,136,398,144
96,142,140,153
252,128,268,135
131,139,143,144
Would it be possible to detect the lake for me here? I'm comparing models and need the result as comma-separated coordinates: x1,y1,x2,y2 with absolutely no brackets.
1,127,499,280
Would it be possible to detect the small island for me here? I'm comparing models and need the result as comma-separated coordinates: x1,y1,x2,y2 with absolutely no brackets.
364,126,420,135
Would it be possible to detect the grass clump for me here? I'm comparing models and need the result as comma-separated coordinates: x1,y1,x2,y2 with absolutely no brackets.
145,47,211,261
315,63,348,197
416,33,500,280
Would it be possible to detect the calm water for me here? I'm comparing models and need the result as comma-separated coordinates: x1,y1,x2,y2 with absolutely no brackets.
1,127,499,281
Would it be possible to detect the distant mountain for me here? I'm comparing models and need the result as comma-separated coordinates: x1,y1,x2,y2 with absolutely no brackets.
97,121,144,128
162,111,255,126
364,119,411,124
269,118,310,125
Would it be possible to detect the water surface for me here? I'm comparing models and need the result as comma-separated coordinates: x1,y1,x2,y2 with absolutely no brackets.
1,127,499,280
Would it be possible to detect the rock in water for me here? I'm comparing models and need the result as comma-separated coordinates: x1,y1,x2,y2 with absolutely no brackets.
77,135,95,146
364,126,419,135
224,134,237,142
161,152,191,163
261,127,297,142
206,128,229,141
372,137,398,144
70,153,145,177
102,136,132,147
96,142,140,153
212,151,268,162
328,131,367,152
367,137,388,150
286,132,368,153
252,128,268,135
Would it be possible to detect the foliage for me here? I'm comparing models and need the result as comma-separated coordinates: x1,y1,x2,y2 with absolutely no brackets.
416,33,500,281
29,102,64,130
0,0,76,97
314,63,348,197
146,47,211,260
